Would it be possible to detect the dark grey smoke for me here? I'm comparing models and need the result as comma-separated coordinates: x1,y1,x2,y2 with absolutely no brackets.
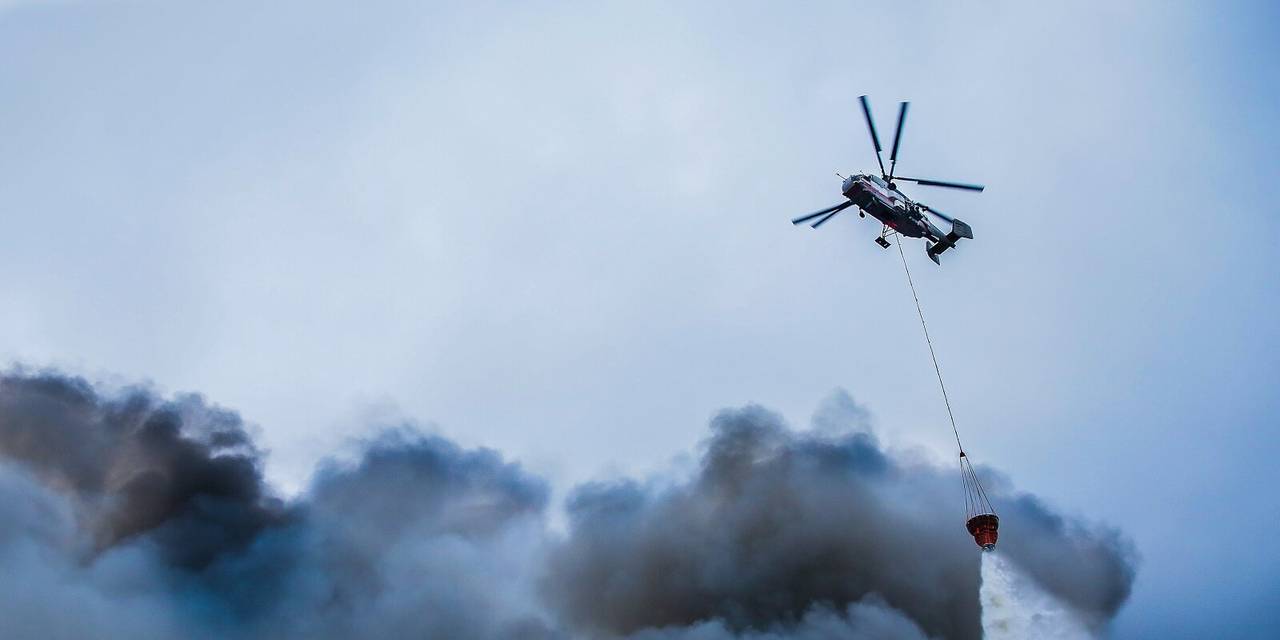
242,429,559,639
544,399,1136,640
0,372,286,568
0,370,558,639
0,371,1135,639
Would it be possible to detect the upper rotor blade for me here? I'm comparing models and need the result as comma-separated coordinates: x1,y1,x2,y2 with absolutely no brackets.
919,203,955,223
791,201,852,225
888,101,909,179
858,95,887,177
896,176,985,192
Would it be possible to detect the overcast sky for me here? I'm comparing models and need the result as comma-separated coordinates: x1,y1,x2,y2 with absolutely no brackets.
1,2,1277,637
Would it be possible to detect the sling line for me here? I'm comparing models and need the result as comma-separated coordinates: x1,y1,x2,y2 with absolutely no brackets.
893,235,995,516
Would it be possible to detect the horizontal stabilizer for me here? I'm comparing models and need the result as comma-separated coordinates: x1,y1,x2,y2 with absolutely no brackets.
926,219,974,265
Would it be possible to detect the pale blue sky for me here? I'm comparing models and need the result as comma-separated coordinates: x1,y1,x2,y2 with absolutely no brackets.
1,2,1276,637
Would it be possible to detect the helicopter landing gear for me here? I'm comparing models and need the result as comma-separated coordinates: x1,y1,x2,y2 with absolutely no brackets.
875,225,895,249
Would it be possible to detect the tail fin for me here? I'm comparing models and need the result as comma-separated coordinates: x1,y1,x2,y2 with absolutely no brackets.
926,219,974,265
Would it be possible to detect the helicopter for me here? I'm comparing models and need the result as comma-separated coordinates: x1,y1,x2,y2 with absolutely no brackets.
791,96,985,264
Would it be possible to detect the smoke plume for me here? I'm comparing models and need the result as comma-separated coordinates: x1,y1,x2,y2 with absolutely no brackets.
543,400,1134,640
0,371,1135,639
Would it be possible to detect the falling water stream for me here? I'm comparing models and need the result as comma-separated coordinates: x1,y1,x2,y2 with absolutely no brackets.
980,551,1095,640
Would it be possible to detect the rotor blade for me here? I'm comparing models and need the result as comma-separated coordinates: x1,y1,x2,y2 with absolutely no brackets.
811,207,846,228
895,176,985,192
888,101,909,179
791,201,852,225
858,95,886,177
919,203,955,223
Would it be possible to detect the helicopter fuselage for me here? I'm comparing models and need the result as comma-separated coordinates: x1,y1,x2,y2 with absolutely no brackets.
841,174,944,241
790,96,981,264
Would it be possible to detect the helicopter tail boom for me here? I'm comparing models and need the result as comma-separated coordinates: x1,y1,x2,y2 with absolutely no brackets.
926,219,973,265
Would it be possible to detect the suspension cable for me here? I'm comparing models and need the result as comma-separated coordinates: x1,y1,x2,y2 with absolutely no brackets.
894,236,965,454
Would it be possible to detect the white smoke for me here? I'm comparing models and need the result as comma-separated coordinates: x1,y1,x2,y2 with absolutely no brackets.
980,552,1096,640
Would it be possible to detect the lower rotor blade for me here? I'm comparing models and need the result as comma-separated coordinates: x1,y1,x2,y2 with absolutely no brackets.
896,177,985,192
919,203,955,223
791,201,851,225
812,205,850,228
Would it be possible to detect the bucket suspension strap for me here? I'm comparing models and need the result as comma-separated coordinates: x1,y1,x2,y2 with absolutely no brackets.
894,236,995,517
960,452,995,518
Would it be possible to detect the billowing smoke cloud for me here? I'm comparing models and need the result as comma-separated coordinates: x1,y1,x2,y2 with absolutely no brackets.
0,370,557,639
0,373,285,568
543,400,1134,640
0,371,1135,639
